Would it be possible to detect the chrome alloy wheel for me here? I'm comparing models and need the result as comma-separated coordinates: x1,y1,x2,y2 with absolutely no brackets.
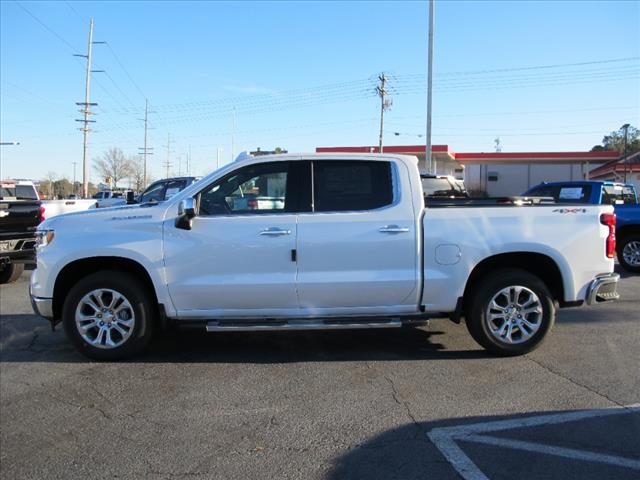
485,285,543,344
622,240,640,267
75,289,135,349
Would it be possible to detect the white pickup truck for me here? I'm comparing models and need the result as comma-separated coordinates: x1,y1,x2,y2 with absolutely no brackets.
30,153,620,360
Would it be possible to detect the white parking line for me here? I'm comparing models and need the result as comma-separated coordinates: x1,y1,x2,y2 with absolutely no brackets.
427,404,640,480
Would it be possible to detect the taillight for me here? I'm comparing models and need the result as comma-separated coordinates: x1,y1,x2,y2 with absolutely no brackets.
247,199,258,209
39,205,46,223
600,213,616,259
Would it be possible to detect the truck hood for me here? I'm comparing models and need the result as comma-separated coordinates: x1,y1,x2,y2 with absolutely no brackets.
39,203,167,231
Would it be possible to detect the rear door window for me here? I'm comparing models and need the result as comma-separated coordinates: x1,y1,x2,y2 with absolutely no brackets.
313,161,393,212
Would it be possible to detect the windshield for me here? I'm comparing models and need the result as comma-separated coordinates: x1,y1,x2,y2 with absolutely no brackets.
422,177,466,197
0,185,38,200
527,185,592,203
602,185,637,205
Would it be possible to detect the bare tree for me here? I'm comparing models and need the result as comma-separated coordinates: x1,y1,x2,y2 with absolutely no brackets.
129,156,146,192
43,171,58,198
93,148,134,189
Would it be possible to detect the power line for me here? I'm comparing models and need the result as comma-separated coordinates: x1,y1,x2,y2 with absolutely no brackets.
105,43,146,99
14,1,80,52
393,56,640,79
64,0,86,22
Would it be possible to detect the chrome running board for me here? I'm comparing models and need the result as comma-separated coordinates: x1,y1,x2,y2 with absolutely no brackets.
205,319,403,332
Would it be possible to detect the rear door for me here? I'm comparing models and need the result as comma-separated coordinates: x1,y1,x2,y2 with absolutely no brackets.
296,159,419,315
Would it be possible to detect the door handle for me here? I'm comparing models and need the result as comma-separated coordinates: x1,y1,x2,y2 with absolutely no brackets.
379,225,409,233
259,228,291,236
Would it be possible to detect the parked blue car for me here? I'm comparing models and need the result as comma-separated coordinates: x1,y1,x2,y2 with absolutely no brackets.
524,181,640,272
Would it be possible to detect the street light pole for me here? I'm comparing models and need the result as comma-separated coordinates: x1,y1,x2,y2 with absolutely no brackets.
425,0,435,173
621,123,630,183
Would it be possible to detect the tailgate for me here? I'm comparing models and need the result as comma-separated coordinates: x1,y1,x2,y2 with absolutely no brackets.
0,201,41,236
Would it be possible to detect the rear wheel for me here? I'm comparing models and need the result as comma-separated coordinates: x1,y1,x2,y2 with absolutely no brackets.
617,234,640,273
62,271,155,360
0,263,24,284
466,268,555,356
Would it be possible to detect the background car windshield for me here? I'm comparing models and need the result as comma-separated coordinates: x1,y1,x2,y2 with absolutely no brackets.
602,185,637,205
528,185,592,203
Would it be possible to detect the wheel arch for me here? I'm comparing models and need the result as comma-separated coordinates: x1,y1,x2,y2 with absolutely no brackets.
461,252,567,317
617,224,640,239
52,256,159,320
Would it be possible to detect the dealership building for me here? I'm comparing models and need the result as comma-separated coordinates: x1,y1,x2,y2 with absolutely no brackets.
315,145,637,196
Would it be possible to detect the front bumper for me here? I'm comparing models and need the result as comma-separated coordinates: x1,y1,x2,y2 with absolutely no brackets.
29,284,54,320
586,273,620,305
0,237,37,266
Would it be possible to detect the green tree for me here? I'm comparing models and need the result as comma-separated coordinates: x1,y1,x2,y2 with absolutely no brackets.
591,125,640,155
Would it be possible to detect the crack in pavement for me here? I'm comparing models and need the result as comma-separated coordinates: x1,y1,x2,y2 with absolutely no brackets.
44,391,112,420
383,374,422,437
527,356,624,407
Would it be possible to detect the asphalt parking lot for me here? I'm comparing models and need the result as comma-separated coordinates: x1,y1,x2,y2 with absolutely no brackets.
1,267,638,479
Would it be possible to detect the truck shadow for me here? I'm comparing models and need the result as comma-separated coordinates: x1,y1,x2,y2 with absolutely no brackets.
615,264,637,279
0,314,488,363
326,408,640,480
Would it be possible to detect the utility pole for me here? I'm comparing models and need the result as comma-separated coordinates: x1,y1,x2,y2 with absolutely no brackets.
72,161,77,194
425,0,435,173
621,123,630,183
231,107,236,161
75,18,97,199
163,133,174,178
188,145,192,175
216,147,222,170
376,73,392,153
138,99,154,188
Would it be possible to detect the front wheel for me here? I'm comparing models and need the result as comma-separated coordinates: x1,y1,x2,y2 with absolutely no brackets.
466,269,555,356
62,271,155,360
617,234,640,273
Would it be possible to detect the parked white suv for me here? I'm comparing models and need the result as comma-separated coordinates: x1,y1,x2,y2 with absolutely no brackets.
30,154,619,359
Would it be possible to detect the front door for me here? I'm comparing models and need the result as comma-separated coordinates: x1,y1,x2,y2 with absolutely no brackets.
164,161,301,317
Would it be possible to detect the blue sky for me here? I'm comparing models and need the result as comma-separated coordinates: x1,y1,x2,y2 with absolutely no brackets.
1,0,639,182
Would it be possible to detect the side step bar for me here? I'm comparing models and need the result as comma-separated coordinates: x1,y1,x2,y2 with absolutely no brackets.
205,319,403,332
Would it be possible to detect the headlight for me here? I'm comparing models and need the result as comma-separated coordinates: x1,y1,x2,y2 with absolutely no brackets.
35,229,55,248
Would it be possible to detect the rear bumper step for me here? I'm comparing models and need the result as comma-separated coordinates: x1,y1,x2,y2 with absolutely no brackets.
205,319,403,332
586,272,620,305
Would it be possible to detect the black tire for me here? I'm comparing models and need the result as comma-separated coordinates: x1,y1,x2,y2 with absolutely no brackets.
62,270,155,360
0,263,24,284
465,268,555,356
616,233,640,273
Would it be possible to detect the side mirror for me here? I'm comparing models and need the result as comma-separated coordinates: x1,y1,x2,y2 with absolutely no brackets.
175,197,196,230
126,191,137,204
